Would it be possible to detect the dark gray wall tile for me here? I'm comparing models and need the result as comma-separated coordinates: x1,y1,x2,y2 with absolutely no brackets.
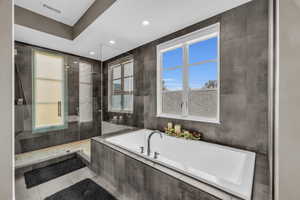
102,0,269,155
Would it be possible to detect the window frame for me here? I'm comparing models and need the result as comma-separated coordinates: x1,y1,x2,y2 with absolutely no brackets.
108,57,134,113
156,23,220,124
32,49,68,133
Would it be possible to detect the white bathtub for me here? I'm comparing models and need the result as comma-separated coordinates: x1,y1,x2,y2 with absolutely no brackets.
106,129,256,200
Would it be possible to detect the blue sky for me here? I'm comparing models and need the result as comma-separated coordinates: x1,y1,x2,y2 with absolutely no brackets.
162,37,218,91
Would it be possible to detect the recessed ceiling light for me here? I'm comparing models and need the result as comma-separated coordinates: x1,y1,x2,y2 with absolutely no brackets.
109,40,116,45
142,20,150,26
73,61,78,64
89,51,95,55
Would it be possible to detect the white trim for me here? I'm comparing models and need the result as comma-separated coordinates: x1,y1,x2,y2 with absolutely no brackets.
109,109,133,114
157,23,220,52
156,23,220,124
216,26,221,124
183,40,189,116
157,113,221,124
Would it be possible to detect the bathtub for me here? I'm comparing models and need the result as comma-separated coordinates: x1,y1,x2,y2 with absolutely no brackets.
105,129,256,200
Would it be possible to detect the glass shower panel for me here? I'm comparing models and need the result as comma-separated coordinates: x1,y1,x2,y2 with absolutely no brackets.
79,83,93,122
78,59,102,140
79,62,93,123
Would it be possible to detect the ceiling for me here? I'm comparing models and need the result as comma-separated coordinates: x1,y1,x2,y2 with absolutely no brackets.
14,0,251,61
15,0,95,26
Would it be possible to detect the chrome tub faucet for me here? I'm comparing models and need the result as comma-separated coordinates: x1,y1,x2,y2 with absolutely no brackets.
147,130,163,156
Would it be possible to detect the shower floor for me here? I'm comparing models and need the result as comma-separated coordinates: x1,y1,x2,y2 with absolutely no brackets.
15,139,91,169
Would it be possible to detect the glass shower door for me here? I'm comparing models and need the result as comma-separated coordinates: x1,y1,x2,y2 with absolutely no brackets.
79,62,93,124
78,60,101,140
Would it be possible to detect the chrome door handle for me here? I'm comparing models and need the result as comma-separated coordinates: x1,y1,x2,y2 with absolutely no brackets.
58,101,61,117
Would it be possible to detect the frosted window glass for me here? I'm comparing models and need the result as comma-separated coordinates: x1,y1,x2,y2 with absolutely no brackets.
35,52,64,80
79,84,93,103
36,80,62,103
113,79,121,92
123,95,133,111
109,59,134,112
157,25,220,122
124,62,133,76
79,102,93,122
35,103,63,127
162,61,183,115
124,77,133,91
188,62,218,118
79,62,92,83
112,65,121,79
79,62,93,122
34,50,65,129
112,95,121,110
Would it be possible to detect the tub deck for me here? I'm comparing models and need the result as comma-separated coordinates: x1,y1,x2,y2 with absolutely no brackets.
91,129,269,200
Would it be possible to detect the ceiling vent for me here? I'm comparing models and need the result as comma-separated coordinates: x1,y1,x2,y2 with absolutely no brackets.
42,3,61,14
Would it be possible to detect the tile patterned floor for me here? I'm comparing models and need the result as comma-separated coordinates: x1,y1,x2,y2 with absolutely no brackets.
15,139,91,169
14,122,132,200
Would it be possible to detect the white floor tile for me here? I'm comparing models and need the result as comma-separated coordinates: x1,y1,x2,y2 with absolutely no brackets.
15,175,41,200
37,173,74,199
69,167,98,184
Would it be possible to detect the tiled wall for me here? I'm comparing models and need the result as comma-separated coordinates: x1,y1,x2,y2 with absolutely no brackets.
15,43,102,154
103,0,269,154
102,53,145,128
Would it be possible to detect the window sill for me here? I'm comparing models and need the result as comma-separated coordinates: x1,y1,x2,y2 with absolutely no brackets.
33,124,68,133
108,110,133,114
156,113,220,124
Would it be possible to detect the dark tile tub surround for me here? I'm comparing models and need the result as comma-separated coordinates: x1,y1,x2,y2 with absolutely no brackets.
14,42,102,154
91,137,269,200
91,139,222,200
103,0,269,155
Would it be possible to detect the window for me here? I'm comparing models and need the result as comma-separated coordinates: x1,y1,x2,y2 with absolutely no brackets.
79,62,93,122
108,59,134,113
157,23,220,123
33,50,67,131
